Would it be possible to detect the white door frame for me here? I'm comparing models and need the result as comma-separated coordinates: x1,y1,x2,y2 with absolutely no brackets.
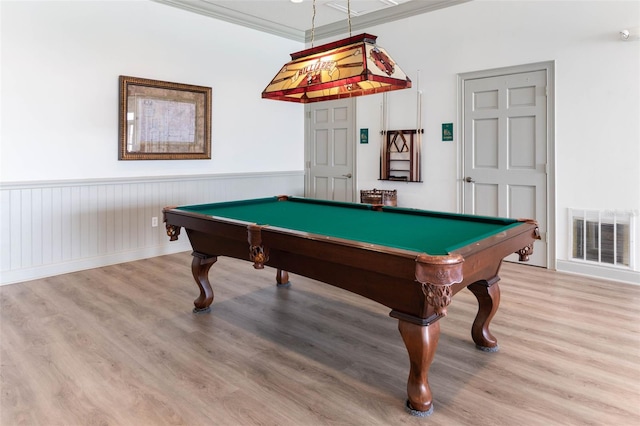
304,98,357,201
458,61,556,269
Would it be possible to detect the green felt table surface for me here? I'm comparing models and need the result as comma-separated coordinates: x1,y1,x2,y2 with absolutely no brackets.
177,196,520,255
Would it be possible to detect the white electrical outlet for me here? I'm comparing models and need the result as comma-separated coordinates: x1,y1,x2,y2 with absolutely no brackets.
151,217,158,227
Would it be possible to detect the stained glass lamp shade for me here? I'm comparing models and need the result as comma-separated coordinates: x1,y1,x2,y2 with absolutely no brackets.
262,33,412,103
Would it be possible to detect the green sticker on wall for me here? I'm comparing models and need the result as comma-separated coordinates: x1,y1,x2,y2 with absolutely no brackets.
360,128,369,144
442,123,453,141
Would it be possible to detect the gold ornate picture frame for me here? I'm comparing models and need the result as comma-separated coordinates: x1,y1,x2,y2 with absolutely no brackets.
119,76,211,160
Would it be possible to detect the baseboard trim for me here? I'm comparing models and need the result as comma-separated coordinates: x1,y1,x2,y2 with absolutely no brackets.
0,241,192,286
556,260,639,286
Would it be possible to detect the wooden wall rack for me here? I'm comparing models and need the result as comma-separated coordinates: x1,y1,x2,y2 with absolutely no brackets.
380,129,423,182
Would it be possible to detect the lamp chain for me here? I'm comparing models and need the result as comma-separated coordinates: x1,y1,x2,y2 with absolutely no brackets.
347,0,352,36
311,0,350,44
311,0,316,47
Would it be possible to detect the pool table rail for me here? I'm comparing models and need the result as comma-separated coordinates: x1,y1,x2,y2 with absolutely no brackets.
162,205,539,325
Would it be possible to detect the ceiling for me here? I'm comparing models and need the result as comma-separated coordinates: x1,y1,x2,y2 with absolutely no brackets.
151,0,470,42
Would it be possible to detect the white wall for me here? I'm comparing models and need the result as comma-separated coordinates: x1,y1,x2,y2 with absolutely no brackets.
353,0,639,281
0,0,307,284
0,0,305,181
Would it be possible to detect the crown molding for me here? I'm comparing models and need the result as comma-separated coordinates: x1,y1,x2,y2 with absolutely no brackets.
151,0,306,41
152,0,471,43
308,0,471,42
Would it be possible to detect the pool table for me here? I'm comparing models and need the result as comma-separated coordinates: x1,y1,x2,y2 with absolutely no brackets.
163,195,539,416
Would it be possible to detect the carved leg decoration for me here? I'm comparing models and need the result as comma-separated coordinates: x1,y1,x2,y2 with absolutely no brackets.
398,320,440,417
424,283,453,316
276,269,291,288
248,224,268,269
165,223,181,241
467,279,501,352
190,252,217,314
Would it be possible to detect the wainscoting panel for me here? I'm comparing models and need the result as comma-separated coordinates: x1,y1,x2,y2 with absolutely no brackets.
0,172,304,285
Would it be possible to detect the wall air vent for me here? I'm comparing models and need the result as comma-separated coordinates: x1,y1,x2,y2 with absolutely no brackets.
569,209,636,269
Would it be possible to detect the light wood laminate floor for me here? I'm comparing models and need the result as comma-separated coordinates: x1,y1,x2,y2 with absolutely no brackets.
1,252,639,425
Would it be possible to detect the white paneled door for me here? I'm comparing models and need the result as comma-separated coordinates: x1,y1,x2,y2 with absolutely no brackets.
463,69,548,267
305,99,356,202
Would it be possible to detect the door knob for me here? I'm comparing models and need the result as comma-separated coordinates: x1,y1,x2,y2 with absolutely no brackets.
342,173,353,178
465,176,475,183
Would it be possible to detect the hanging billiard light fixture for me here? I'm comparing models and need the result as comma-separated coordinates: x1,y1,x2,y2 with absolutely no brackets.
261,0,411,103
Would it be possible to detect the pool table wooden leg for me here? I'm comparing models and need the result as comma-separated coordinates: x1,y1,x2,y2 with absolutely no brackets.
275,269,291,287
191,252,217,314
398,319,440,416
467,278,501,352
